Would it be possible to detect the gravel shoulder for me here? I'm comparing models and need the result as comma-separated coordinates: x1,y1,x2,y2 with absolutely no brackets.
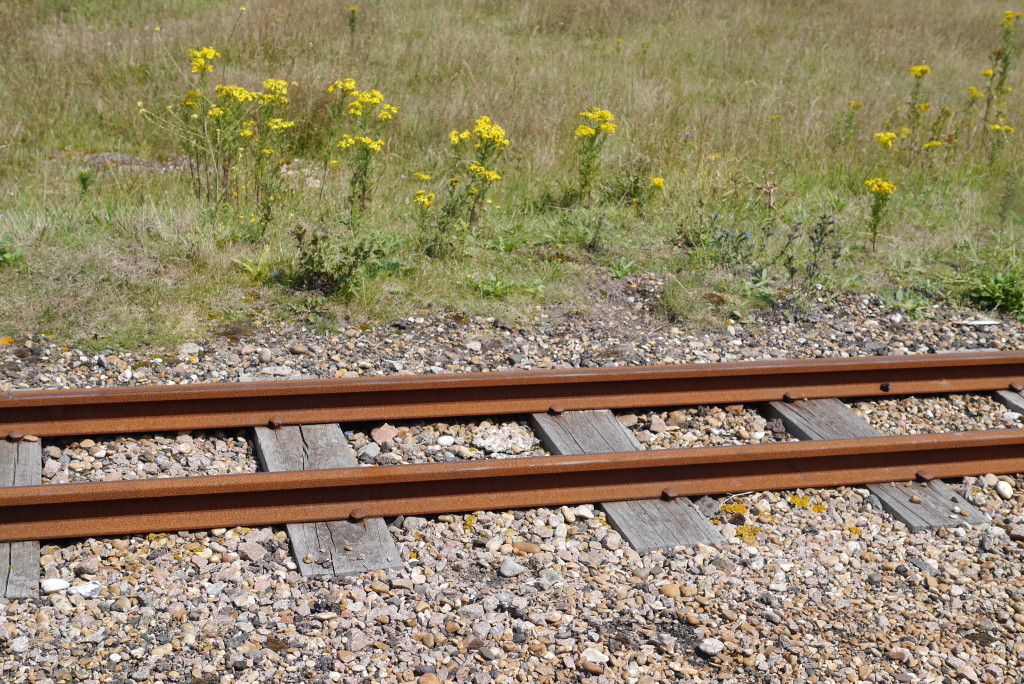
3,292,1024,683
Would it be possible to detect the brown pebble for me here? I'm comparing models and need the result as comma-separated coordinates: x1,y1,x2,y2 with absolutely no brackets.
910,495,923,504
659,583,681,598
445,621,460,634
581,660,604,675
513,541,541,554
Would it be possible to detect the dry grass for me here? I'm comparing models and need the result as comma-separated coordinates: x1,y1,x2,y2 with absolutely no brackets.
0,0,1022,347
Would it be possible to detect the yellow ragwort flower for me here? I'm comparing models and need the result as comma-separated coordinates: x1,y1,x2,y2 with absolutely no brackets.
916,103,930,113
874,131,897,147
473,116,510,147
187,46,220,73
469,162,501,182
983,69,995,79
864,177,896,196
337,134,355,149
328,78,357,94
649,176,665,189
575,125,597,137
414,189,435,209
206,105,226,119
848,100,865,110
968,86,984,100
580,107,615,124
216,85,258,103
413,172,431,181
449,129,472,146
267,118,295,132
909,65,931,78
922,140,942,150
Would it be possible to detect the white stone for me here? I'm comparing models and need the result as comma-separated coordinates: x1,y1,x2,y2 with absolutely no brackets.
698,638,725,656
573,505,595,519
68,581,104,598
996,481,1014,500
580,647,610,664
41,578,69,594
436,435,456,447
499,558,527,578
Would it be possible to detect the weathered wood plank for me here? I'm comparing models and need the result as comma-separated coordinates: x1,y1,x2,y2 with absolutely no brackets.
993,390,1024,415
1,441,41,599
763,398,987,531
253,425,402,577
530,410,722,553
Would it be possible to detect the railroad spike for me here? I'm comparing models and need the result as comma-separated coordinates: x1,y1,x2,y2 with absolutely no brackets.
661,488,681,500
548,404,564,415
349,508,367,523
1011,382,1023,393
7,432,23,442
267,418,283,430
782,393,797,403
880,382,892,392
916,470,936,482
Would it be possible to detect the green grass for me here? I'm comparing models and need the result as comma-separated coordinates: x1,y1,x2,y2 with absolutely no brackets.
1,0,1023,348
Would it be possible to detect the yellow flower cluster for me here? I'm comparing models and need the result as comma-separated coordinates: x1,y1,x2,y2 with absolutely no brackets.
923,140,942,150
580,107,615,124
216,85,258,103
848,100,865,110
348,89,384,116
983,69,995,79
267,118,295,132
188,46,220,73
449,130,472,146
337,134,385,151
575,125,597,137
469,162,501,182
649,176,665,189
206,105,226,119
874,131,897,147
261,79,289,106
908,64,931,78
1001,10,1023,28
328,78,357,94
990,123,1015,133
968,86,985,100
414,190,435,209
916,103,930,113
473,116,511,147
239,120,255,138
180,89,200,109
864,177,896,196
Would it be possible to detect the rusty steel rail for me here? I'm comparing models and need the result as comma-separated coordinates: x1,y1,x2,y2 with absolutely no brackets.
2,429,1023,542
1,351,1023,438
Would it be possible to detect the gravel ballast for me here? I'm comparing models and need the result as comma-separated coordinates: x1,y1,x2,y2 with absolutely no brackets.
3,290,1024,683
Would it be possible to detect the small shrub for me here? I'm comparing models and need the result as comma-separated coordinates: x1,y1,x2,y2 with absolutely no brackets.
291,223,380,300
0,236,24,267
967,267,1024,319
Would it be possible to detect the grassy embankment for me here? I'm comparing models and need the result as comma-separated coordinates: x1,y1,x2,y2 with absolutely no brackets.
0,0,1022,349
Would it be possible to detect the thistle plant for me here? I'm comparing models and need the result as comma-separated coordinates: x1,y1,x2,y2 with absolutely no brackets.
327,79,398,216
416,116,510,257
572,107,618,202
864,177,896,252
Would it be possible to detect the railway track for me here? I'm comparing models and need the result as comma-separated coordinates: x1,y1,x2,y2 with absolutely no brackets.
2,350,1024,596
